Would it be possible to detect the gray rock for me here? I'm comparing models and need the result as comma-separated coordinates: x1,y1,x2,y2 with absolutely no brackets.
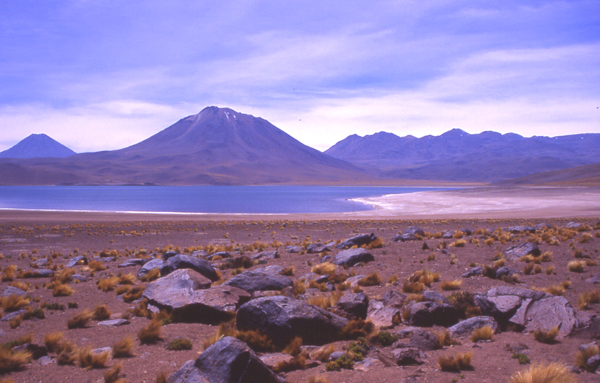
567,222,582,229
207,252,231,261
344,275,366,287
195,337,286,383
408,301,458,327
328,351,346,361
586,275,600,284
335,233,377,249
259,353,295,369
1,310,26,322
236,296,349,347
382,290,407,309
336,292,369,318
306,243,331,254
27,269,54,278
118,258,148,268
98,319,130,327
143,269,250,324
519,296,579,336
367,300,401,328
408,329,440,351
254,265,285,275
38,355,55,366
168,360,209,383
505,242,540,261
251,251,279,260
507,226,536,233
13,343,47,359
462,266,483,278
94,256,117,262
162,251,179,261
32,258,50,267
66,256,87,267
285,246,303,253
442,230,455,239
587,355,600,372
2,286,27,297
495,267,520,278
71,274,88,283
138,258,164,278
160,254,219,281
333,248,374,267
353,356,386,372
423,291,450,304
223,270,293,293
449,316,499,337
393,348,425,365
191,250,209,258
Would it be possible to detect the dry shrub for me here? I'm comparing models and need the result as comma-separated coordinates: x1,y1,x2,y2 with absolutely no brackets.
97,277,119,292
339,319,375,340
482,265,498,278
546,266,556,275
366,238,383,249
561,280,572,289
540,252,553,262
307,375,330,383
292,280,306,297
308,292,343,310
402,282,424,293
0,347,31,373
8,316,22,329
283,337,302,356
44,332,64,352
449,291,481,319
531,327,559,344
311,263,336,276
523,263,535,275
438,352,472,371
103,363,125,383
8,281,30,292
122,285,146,303
0,294,30,312
279,266,294,276
77,346,109,369
139,268,160,282
578,290,600,310
115,285,131,295
118,273,136,285
509,362,576,383
387,274,398,284
92,304,112,320
235,329,275,352
55,268,75,284
408,269,440,286
1,265,16,282
438,330,455,347
56,340,77,365
586,259,598,267
129,299,150,317
138,319,162,344
218,256,254,270
440,280,462,291
67,309,93,329
471,326,494,342
308,280,328,292
52,283,74,297
580,233,593,244
576,344,600,371
166,337,193,351
112,336,134,358
312,345,335,362
88,261,106,271
545,285,565,296
273,354,306,373
155,371,168,383
450,239,466,248
567,260,585,273
358,272,381,287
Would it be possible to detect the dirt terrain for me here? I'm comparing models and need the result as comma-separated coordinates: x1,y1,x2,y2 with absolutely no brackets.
0,214,599,383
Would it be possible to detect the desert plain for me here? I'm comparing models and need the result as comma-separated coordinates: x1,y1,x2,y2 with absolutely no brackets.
1,186,600,383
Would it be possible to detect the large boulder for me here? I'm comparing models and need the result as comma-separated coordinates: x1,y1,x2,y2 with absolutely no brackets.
160,254,219,281
306,243,331,254
408,329,441,351
236,296,349,347
406,301,458,327
168,337,286,383
333,248,374,267
223,270,293,293
392,227,425,242
143,269,250,324
336,292,369,319
367,300,400,328
449,316,499,337
505,242,540,261
335,233,377,249
138,258,164,278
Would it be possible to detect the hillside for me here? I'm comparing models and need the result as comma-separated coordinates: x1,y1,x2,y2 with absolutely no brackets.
502,162,600,186
0,133,76,158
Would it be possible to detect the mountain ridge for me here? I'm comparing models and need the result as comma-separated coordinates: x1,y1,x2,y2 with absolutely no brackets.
0,133,76,159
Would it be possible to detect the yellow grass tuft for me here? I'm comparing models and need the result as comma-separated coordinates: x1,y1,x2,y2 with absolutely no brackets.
44,331,64,352
339,319,376,340
576,344,600,371
311,262,336,276
510,362,577,383
450,239,466,248
567,260,585,273
67,309,93,329
77,346,109,369
97,277,119,292
471,326,494,342
312,345,335,362
307,376,331,383
52,283,74,297
545,284,565,296
103,362,125,383
440,280,462,291
118,273,136,285
139,268,160,282
112,336,135,358
0,294,30,312
292,280,306,297
408,269,440,286
402,281,424,293
438,330,455,347
235,329,275,352
438,352,472,371
531,327,559,344
0,347,32,373
138,319,162,344
88,260,106,271
122,285,146,303
92,304,112,320
578,290,600,310
357,272,381,287
155,371,168,383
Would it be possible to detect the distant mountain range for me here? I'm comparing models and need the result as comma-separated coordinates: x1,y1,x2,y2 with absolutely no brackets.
0,133,76,159
0,107,598,185
325,129,600,182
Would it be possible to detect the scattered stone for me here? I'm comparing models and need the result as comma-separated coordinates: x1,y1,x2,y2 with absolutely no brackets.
98,319,130,327
344,275,366,287
505,242,540,261
1,310,26,322
38,355,55,366
162,251,179,261
27,269,54,278
208,251,231,260
587,355,600,372
13,343,48,359
336,292,369,318
138,258,164,278
353,356,386,372
462,267,483,279
393,348,426,365
2,286,27,297
367,300,401,328
335,233,377,249
407,301,458,327
160,254,219,281
32,258,50,267
71,274,88,283
254,265,285,275
259,353,295,369
306,243,331,254
423,291,450,304
286,246,303,253
408,329,440,351
118,258,148,268
328,351,346,361
382,290,407,309
251,251,279,260
567,222,582,229
506,226,536,233
392,227,425,242
495,267,520,279
333,248,374,267
586,275,600,284
66,256,87,267
442,230,455,239
449,316,499,337
224,270,293,294
236,296,349,347
93,256,117,262
191,250,209,258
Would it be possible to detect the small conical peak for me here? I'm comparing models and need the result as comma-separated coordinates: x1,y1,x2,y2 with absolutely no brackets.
441,128,468,138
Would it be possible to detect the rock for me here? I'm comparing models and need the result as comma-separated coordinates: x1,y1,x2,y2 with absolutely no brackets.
71,274,88,283
408,301,458,327
94,256,117,262
191,250,209,258
2,286,27,297
462,266,483,278
168,360,209,383
353,356,386,372
118,258,148,267
138,258,164,278
66,256,87,267
449,316,499,337
38,355,55,366
259,353,295,369
223,270,293,293
143,269,250,324
408,329,440,351
285,246,303,253
335,233,377,249
567,222,582,229
336,292,369,318
586,275,600,284
393,348,425,365
344,275,365,287
442,230,455,239
207,252,232,260
27,269,54,278
321,255,332,263
306,243,331,254
194,337,286,383
423,291,450,304
32,258,50,267
328,351,347,361
162,251,179,261
392,227,425,242
367,300,401,328
251,251,279,260
382,290,407,309
254,265,285,275
587,355,600,372
520,296,580,336
507,226,536,233
495,267,520,278
0,310,26,322
98,319,130,327
160,254,219,281
505,242,540,261
236,296,349,347
333,248,374,267
13,343,48,359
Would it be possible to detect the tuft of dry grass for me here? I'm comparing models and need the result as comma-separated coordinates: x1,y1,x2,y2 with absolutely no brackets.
438,352,472,371
92,304,112,320
308,292,343,310
77,346,109,369
155,371,168,383
311,262,336,276
273,354,306,373
279,266,294,276
103,363,126,383
358,272,381,287
450,239,466,248
567,260,585,273
118,273,136,285
8,316,22,329
576,344,600,371
67,309,93,329
1,265,17,282
408,269,440,286
97,277,119,292
139,268,160,282
531,327,559,344
402,281,424,293
44,332,64,352
166,337,193,351
579,233,594,244
578,290,600,310
339,319,376,340
510,362,577,383
292,280,306,297
440,280,462,291
438,330,455,347
55,340,77,365
307,375,330,383
52,283,74,297
545,284,565,296
138,319,162,344
312,345,335,362
283,337,303,356
471,326,494,342
0,294,30,312
112,336,135,358
0,347,32,373
122,285,146,303
88,260,106,271
115,285,131,295
235,329,275,352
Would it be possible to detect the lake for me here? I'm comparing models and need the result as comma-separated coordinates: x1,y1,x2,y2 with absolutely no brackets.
0,186,453,214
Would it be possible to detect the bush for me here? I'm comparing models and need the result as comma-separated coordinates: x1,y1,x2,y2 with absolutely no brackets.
512,353,530,365
273,354,306,373
44,332,64,352
440,280,462,291
77,346,109,369
339,319,375,340
88,261,106,271
0,294,30,312
326,354,354,371
0,347,32,373
279,266,294,276
438,352,472,371
578,290,600,310
307,375,330,383
402,282,424,293
103,363,124,383
112,336,134,358
118,273,136,285
67,309,93,329
438,330,455,347
122,285,146,303
567,261,585,273
531,327,559,344
138,319,162,344
166,337,193,351
370,331,397,347
408,269,440,286
576,344,600,371
545,285,565,296
311,263,336,276
139,268,160,282
92,304,112,320
471,326,494,342
449,291,481,319
235,329,275,352
510,363,576,383
358,272,381,287
97,277,119,292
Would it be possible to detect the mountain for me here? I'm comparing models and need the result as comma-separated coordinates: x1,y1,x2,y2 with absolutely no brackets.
0,107,374,185
0,133,76,159
502,163,600,186
325,129,600,182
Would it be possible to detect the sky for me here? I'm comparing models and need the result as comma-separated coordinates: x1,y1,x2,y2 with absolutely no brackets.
0,0,599,153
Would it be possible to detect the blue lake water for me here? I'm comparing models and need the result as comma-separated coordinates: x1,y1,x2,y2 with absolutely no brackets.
0,186,454,214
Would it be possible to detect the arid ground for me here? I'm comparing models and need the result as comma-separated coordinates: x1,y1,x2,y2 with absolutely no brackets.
0,187,599,383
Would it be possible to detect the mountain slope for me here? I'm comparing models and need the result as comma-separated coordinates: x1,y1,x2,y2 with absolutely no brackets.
0,107,373,185
502,163,600,186
325,129,600,182
0,134,76,159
